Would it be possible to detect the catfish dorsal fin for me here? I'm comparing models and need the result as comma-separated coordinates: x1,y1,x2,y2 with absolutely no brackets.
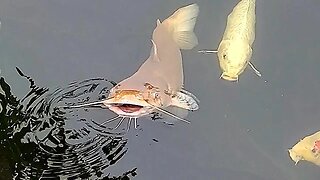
150,39,160,61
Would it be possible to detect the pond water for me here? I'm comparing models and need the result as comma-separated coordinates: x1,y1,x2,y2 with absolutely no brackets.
1,0,320,179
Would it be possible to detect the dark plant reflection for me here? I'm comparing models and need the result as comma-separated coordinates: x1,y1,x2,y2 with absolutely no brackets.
0,68,137,179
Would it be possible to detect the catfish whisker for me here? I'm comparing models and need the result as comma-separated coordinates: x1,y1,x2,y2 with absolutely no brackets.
101,116,122,125
148,104,190,124
134,118,138,129
61,101,104,109
126,118,133,132
113,117,126,130
60,96,115,109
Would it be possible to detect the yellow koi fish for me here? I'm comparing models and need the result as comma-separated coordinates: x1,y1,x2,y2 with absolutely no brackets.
199,0,261,81
289,130,320,166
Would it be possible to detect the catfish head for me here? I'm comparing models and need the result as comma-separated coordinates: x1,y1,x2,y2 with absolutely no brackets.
104,82,170,118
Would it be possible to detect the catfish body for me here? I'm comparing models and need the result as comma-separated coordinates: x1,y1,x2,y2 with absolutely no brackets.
104,4,200,118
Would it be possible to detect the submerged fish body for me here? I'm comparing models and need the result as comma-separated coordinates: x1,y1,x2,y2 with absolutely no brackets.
289,131,320,166
99,4,200,121
217,0,256,81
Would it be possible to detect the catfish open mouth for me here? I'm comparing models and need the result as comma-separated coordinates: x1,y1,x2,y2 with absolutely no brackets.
114,103,144,113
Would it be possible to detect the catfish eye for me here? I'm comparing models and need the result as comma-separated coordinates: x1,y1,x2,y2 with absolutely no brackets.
153,92,163,106
144,82,154,90
154,92,160,98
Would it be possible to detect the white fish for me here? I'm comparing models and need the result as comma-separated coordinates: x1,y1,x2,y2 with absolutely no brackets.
199,0,261,81
289,131,320,166
67,4,200,129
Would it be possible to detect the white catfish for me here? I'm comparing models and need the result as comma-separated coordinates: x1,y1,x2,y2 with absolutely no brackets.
199,0,261,81
68,4,200,129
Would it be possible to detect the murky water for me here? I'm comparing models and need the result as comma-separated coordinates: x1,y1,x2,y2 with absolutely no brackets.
1,0,320,180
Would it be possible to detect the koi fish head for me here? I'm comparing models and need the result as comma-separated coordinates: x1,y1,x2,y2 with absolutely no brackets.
288,148,304,165
288,139,320,166
217,40,252,81
104,83,165,118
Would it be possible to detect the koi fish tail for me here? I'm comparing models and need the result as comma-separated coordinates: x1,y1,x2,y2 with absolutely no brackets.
163,3,199,49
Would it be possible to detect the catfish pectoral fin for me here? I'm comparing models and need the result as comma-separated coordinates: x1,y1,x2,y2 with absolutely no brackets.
171,90,199,111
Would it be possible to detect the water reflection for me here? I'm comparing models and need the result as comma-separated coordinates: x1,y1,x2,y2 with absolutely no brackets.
0,68,137,179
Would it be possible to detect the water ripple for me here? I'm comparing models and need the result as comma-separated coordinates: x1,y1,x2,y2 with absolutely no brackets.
0,68,137,179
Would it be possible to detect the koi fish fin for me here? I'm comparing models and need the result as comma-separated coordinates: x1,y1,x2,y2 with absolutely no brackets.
248,62,261,77
164,3,199,49
171,90,199,111
198,49,218,54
